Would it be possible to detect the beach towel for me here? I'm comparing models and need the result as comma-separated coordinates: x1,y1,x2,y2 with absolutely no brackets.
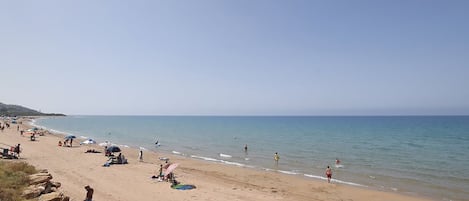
171,184,196,190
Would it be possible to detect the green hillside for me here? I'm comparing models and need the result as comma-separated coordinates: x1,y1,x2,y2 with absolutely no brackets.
0,102,65,116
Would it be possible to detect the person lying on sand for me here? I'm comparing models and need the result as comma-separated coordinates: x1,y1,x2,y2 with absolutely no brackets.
85,149,101,153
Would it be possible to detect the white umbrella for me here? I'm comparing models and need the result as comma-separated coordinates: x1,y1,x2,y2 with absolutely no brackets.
81,139,96,145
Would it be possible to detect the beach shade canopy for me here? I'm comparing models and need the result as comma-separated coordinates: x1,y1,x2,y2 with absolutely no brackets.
64,135,76,140
98,141,111,147
81,139,96,145
164,163,179,176
106,146,121,153
27,128,38,132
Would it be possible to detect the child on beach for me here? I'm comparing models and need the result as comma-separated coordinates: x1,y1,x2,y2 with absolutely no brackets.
274,152,280,162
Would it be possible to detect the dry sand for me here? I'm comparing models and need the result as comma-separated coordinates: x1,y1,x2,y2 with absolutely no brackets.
0,119,433,201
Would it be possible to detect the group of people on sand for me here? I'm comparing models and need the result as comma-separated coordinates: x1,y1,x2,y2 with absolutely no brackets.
151,160,177,184
59,138,73,147
0,122,9,131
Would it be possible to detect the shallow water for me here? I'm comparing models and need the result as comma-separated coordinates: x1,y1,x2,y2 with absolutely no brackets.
35,116,469,201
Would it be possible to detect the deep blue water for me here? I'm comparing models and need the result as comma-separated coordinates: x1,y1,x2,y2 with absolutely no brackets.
34,116,469,201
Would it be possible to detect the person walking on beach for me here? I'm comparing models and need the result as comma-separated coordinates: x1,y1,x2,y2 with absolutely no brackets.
84,185,93,201
70,138,73,147
158,164,163,178
139,150,143,161
274,152,280,162
14,144,21,158
326,166,332,183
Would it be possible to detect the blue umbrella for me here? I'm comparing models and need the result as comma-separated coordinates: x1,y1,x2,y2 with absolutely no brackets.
106,146,121,153
64,135,76,140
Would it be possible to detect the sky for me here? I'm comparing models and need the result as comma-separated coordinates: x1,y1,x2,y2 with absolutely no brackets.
0,0,468,115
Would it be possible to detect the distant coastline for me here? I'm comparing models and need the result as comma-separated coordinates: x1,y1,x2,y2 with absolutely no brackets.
0,102,65,117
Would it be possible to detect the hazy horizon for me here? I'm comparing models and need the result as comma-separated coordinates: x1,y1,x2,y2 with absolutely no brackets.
1,1,468,115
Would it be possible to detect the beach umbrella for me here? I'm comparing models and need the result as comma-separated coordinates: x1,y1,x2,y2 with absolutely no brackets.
106,146,121,153
64,135,76,140
163,163,172,169
164,163,179,176
81,139,96,145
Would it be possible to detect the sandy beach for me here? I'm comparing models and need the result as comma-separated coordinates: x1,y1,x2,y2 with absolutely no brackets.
0,119,433,201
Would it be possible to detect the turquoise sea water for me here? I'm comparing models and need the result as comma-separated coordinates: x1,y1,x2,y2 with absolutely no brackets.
34,116,469,201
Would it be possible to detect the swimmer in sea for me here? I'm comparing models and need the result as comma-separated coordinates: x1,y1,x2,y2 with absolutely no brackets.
336,158,340,165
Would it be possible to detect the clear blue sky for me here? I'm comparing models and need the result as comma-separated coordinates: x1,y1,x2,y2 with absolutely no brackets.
1,1,468,115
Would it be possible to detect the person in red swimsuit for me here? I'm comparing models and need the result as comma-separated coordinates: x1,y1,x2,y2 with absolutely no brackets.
326,166,332,183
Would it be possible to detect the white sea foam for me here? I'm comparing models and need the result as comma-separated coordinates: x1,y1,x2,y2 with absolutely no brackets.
278,170,299,175
191,155,221,162
139,147,147,150
219,153,232,158
49,129,64,134
172,151,182,155
190,155,250,168
79,136,88,139
98,141,111,147
303,174,366,187
221,161,245,167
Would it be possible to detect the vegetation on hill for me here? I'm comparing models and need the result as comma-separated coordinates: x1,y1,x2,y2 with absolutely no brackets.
0,161,37,201
0,102,65,116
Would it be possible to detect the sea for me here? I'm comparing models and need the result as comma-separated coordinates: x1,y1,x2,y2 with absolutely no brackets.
32,116,469,201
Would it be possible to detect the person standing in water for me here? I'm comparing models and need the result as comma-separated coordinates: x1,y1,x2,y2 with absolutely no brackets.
274,152,280,162
326,166,332,183
244,144,248,152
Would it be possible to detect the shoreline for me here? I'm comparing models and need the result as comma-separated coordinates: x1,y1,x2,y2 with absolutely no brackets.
31,117,370,188
2,117,435,201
